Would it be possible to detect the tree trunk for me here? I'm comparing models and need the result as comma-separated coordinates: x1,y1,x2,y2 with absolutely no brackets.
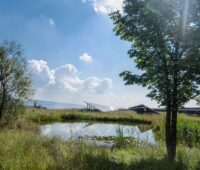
166,98,178,161
0,95,5,120
0,84,6,120
165,42,179,161
163,52,175,161
165,100,172,159
170,72,178,161
170,105,178,161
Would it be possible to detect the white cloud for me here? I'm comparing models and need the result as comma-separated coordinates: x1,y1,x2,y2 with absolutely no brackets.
79,53,93,62
28,60,192,108
83,0,124,14
49,18,55,27
27,59,112,97
28,60,55,86
82,77,112,94
28,60,197,108
54,64,82,92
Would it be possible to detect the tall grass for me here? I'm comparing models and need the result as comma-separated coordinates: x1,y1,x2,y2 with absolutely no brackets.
177,114,200,147
0,109,200,169
115,126,125,148
0,128,200,170
25,108,153,125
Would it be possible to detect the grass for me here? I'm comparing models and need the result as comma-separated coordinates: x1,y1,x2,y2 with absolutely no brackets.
25,108,154,125
177,114,200,146
0,108,200,169
0,126,200,170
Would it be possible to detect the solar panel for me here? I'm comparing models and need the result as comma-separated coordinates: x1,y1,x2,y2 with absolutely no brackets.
84,101,114,112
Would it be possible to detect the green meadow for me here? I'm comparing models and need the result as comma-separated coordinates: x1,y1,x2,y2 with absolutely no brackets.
0,109,200,170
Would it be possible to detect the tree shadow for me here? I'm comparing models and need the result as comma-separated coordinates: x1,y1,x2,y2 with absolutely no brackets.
126,157,186,170
195,161,200,170
81,154,188,170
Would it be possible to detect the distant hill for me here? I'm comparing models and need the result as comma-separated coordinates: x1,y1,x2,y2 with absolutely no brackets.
25,100,84,109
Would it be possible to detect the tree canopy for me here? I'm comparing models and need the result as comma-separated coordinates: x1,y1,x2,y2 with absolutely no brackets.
111,0,200,107
0,41,32,124
110,0,200,160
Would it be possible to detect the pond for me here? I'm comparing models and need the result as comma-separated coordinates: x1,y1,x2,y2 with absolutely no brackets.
40,122,156,147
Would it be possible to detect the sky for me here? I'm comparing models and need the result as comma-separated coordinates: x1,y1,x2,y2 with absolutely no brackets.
0,0,197,108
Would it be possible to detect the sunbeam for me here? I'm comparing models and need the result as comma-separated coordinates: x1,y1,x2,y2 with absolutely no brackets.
182,0,189,35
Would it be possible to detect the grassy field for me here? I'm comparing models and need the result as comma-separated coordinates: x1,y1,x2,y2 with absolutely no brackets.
25,108,154,125
0,108,200,169
0,126,200,170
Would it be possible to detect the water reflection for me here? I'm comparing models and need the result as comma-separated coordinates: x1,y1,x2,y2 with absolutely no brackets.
40,122,156,147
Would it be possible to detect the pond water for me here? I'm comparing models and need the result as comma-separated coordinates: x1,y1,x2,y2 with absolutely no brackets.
40,122,156,147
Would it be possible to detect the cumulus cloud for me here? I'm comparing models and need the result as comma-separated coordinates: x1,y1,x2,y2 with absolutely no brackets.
27,61,165,108
83,77,112,94
54,64,82,92
79,53,93,62
83,0,124,14
28,60,55,86
27,59,112,96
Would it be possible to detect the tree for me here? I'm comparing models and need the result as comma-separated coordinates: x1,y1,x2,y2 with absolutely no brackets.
196,96,200,106
0,41,31,124
110,0,200,160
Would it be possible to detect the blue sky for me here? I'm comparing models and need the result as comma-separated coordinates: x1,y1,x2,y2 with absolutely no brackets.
0,0,197,108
